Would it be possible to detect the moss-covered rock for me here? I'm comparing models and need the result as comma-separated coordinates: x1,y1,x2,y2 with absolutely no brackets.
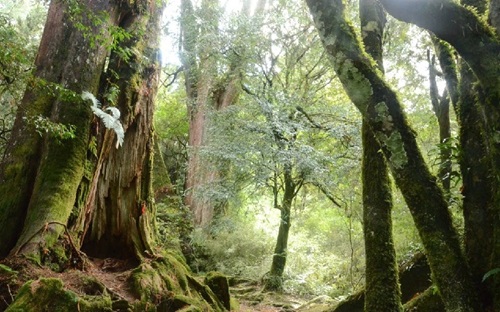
6,278,112,312
129,253,225,311
204,271,230,310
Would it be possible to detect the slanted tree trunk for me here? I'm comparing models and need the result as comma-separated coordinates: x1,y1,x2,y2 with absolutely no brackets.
359,0,403,310
306,0,480,310
377,2,500,307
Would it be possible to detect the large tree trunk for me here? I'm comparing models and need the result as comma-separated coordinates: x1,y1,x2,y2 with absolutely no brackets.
359,1,402,310
0,1,228,310
72,1,160,259
181,0,266,226
306,0,480,310
181,0,224,227
0,0,117,258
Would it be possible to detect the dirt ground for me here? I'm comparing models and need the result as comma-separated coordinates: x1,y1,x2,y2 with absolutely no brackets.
1,256,334,311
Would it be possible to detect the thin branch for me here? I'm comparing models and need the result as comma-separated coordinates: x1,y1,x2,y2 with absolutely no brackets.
161,65,184,88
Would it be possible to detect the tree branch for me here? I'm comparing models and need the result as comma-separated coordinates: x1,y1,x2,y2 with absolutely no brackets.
379,0,500,93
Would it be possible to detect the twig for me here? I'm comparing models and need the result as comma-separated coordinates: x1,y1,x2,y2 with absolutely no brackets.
160,65,184,88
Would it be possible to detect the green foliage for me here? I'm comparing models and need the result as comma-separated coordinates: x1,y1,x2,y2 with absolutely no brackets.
187,214,274,279
154,0,448,303
0,1,46,154
428,137,462,186
154,83,188,188
156,201,194,252
24,115,76,142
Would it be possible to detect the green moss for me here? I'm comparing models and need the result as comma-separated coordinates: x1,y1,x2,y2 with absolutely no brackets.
204,272,230,310
12,96,91,259
384,131,408,170
130,254,193,302
0,264,18,277
6,278,112,312
129,256,223,311
403,286,445,311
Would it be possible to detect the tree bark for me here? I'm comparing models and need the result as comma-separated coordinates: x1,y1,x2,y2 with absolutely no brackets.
265,164,295,292
430,34,495,307
305,0,480,310
359,0,402,311
427,48,451,194
0,1,230,310
380,0,500,308
73,1,161,259
0,0,118,258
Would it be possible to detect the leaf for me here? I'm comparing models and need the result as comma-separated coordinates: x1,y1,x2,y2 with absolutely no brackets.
482,268,500,282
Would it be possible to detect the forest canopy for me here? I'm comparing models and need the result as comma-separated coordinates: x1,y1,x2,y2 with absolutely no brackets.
0,0,499,311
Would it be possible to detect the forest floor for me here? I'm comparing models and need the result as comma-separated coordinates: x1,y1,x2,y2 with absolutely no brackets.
230,280,336,312
1,256,139,304
1,256,336,311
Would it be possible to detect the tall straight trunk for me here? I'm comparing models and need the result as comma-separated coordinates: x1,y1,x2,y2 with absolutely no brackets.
181,0,267,226
359,0,403,310
487,1,500,307
306,0,480,310
0,0,118,258
427,48,451,194
181,0,229,226
456,61,495,307
265,165,295,292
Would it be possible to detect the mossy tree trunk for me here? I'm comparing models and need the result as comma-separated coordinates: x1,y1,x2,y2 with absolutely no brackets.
265,164,296,292
0,0,120,259
456,60,495,307
380,0,500,309
359,0,403,311
430,32,495,307
306,0,480,311
0,1,229,310
378,1,500,307
71,1,162,260
0,0,163,265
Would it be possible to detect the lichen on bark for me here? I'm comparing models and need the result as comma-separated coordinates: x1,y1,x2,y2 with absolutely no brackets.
306,0,480,310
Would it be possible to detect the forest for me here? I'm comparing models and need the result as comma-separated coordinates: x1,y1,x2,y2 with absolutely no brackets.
0,0,499,311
